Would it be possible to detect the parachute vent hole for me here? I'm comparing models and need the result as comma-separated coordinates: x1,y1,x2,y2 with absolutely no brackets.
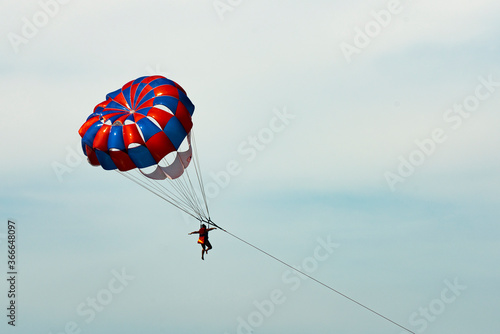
139,165,157,175
147,116,162,130
135,124,146,142
128,143,141,149
159,151,177,167
178,136,190,152
154,104,174,115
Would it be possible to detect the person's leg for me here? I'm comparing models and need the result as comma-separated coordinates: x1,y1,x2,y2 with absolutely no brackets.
201,244,206,260
205,240,212,253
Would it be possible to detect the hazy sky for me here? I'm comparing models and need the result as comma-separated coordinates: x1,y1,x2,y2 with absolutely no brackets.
1,1,499,333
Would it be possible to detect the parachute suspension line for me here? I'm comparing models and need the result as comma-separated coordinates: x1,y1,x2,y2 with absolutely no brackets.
167,175,204,220
191,131,211,220
116,170,200,221
119,170,185,211
185,171,206,218
173,164,204,218
127,169,203,220
165,153,207,222
121,170,202,221
141,171,205,222
211,223,415,334
130,170,188,209
189,157,206,215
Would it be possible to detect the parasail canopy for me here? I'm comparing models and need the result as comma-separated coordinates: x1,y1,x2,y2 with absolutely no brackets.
78,75,210,222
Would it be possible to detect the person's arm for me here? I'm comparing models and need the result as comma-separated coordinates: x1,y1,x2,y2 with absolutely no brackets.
188,231,199,235
207,228,217,232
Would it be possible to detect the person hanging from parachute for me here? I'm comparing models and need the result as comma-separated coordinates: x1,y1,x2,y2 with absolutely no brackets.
78,75,214,258
189,224,217,260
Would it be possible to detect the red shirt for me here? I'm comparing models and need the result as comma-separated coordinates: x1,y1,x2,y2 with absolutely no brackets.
197,227,208,244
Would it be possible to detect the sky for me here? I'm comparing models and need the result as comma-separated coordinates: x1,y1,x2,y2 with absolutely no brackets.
1,0,499,333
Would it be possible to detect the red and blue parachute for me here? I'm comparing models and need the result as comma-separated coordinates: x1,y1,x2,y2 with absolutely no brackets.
78,75,209,221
